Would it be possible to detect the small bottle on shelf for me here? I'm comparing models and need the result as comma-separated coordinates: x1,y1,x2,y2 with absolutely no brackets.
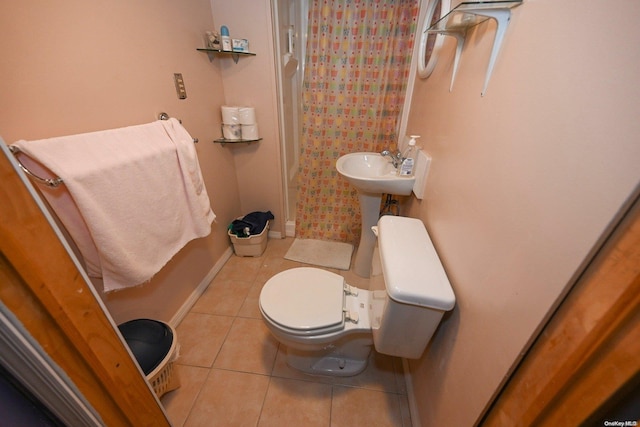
220,25,232,51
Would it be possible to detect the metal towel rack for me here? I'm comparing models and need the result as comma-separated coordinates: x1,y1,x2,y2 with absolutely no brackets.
10,113,198,188
9,145,64,188
158,112,199,143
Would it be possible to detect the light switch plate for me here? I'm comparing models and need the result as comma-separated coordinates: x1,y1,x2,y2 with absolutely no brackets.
174,73,187,99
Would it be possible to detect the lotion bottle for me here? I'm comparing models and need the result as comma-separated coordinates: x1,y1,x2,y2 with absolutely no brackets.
220,25,232,51
398,135,419,176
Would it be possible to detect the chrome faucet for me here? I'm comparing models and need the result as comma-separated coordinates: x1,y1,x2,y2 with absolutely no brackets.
380,149,404,169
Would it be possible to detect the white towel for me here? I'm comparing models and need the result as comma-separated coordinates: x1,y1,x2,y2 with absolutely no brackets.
13,118,215,292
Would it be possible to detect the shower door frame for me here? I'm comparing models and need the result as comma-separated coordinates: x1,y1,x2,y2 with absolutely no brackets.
271,0,308,237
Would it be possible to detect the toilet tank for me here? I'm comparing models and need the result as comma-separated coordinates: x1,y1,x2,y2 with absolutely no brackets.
369,216,455,359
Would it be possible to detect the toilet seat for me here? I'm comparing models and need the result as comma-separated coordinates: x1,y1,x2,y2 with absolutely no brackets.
260,267,346,336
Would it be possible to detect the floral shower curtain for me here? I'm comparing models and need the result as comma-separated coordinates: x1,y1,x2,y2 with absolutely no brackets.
295,0,418,244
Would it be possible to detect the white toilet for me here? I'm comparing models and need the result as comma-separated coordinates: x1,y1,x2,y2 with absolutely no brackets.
259,216,455,376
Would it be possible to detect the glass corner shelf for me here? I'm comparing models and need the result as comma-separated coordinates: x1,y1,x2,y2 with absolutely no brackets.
426,0,523,96
213,138,262,146
428,1,522,32
196,48,256,64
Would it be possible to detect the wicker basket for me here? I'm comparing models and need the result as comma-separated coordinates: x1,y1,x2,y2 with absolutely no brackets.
146,324,180,398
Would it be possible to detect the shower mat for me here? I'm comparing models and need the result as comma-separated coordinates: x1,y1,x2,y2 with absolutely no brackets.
284,238,353,271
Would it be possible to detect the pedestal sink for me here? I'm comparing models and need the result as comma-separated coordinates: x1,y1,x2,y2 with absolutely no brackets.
336,152,415,277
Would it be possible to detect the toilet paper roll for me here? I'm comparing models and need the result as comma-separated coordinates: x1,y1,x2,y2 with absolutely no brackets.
241,124,259,140
221,106,240,124
238,107,256,125
222,124,241,140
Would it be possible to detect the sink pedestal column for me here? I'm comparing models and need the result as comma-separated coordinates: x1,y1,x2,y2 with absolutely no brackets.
353,192,381,278
336,152,416,277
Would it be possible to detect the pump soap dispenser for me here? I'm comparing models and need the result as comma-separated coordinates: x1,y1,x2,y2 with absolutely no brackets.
398,135,420,176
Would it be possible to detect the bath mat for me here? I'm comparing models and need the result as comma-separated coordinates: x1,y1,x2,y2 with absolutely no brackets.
284,239,353,270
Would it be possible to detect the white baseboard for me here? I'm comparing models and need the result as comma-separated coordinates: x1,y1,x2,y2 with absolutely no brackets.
403,358,421,427
169,246,233,328
268,230,283,239
285,220,295,237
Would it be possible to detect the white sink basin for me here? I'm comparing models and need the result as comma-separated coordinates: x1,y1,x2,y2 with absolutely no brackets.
336,152,415,195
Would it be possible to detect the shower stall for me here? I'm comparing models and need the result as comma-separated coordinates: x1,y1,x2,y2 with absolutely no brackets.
271,1,418,238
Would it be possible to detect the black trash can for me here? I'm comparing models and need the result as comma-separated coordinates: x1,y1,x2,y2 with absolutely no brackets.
118,319,180,397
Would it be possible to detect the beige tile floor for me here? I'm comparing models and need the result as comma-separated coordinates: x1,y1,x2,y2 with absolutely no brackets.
160,237,412,426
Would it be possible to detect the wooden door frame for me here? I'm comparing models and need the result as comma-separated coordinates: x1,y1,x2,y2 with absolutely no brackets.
0,141,170,426
483,189,640,426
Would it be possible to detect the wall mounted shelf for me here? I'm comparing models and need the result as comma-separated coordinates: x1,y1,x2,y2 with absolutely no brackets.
213,138,262,146
197,48,256,64
427,0,522,96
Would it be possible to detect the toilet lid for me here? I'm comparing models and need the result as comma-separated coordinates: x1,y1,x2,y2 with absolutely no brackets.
260,267,345,334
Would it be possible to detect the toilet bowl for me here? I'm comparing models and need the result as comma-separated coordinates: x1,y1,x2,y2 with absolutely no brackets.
260,267,373,375
259,216,456,377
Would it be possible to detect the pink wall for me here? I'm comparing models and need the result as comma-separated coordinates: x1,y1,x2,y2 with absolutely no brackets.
3,0,640,424
0,0,241,323
404,0,640,425
210,0,286,235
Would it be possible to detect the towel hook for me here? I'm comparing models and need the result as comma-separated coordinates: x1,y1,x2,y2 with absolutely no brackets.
158,112,198,143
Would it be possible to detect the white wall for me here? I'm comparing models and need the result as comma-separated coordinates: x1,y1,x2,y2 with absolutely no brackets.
404,0,640,425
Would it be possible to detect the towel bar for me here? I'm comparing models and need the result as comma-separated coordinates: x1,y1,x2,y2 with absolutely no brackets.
9,145,64,188
158,112,198,143
10,116,198,188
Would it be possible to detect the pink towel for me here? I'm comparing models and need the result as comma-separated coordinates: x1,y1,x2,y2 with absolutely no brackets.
13,119,215,292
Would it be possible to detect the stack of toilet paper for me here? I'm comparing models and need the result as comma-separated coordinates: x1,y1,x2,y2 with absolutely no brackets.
221,106,259,140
